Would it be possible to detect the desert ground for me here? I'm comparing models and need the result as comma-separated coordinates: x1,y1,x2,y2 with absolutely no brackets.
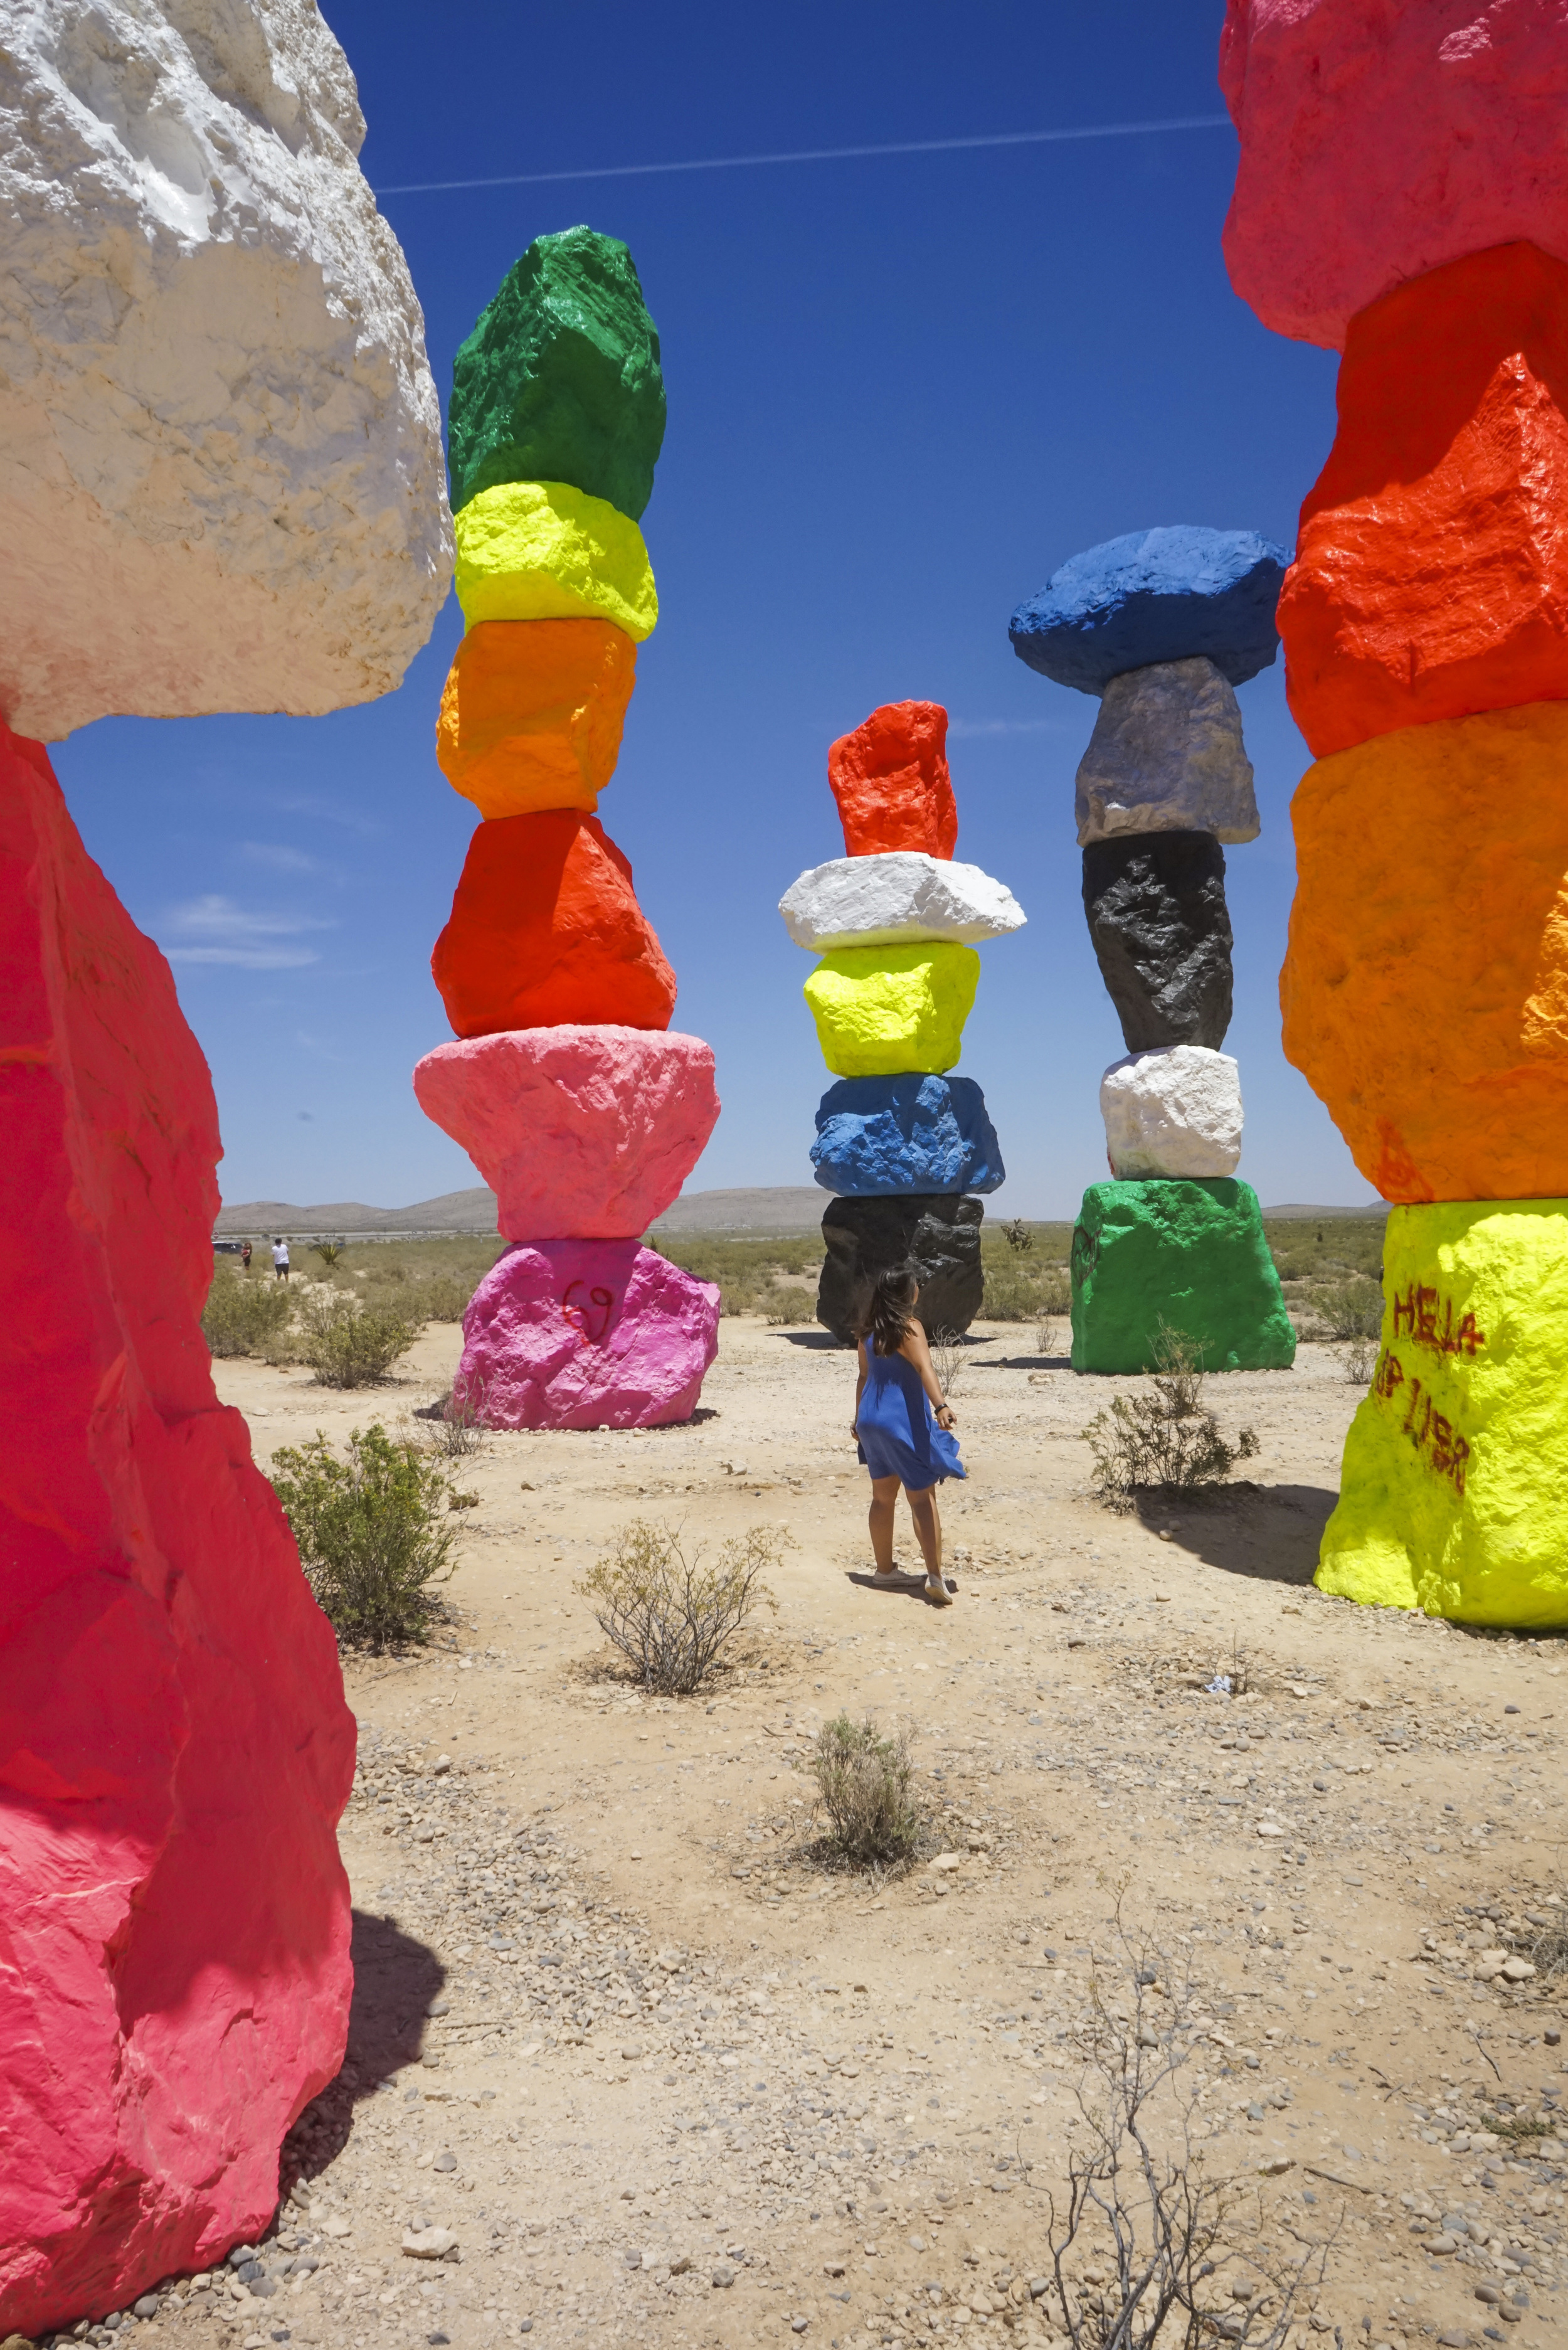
55,1309,1566,2350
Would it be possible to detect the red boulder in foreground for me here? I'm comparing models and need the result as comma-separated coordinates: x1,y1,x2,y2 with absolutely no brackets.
0,725,355,2337
828,701,957,858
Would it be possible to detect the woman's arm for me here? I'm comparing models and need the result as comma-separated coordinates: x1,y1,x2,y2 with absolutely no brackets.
901,1320,956,1423
852,1337,869,1438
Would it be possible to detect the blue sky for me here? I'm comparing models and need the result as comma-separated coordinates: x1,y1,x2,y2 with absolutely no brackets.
50,0,1372,1219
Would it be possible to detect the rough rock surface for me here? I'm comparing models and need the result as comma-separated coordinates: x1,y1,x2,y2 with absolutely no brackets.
1281,243,1568,757
1070,1178,1296,1374
1099,1046,1243,1181
447,227,665,522
828,703,958,858
817,1194,985,1346
1075,657,1259,845
1009,528,1288,694
436,618,636,819
0,724,354,2336
811,1074,1005,1198
1282,702,1568,1202
779,851,1025,952
1318,1200,1568,1628
0,0,452,742
457,1241,719,1430
1219,0,1568,351
453,481,658,641
803,943,979,1078
413,1027,719,1241
433,812,675,1040
1082,832,1234,1053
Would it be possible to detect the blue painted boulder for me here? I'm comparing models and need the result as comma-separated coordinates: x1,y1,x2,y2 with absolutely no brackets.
811,1073,1005,1197
1009,526,1290,694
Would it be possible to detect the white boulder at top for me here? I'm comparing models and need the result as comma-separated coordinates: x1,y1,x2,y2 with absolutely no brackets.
0,0,454,740
1099,1045,1243,1179
779,852,1027,952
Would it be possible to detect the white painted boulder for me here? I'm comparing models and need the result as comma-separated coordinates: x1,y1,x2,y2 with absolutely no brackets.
779,852,1025,952
1100,1045,1244,1179
0,0,453,740
1075,658,1260,847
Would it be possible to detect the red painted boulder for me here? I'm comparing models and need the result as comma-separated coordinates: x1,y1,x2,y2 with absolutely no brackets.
0,725,355,2337
829,701,958,859
432,811,676,1037
414,1025,719,1240
1220,0,1568,349
456,1240,720,1429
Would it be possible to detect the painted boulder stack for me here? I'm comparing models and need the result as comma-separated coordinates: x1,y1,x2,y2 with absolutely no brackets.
780,703,1024,1341
1010,527,1296,1374
415,230,719,1428
1222,0,1568,1626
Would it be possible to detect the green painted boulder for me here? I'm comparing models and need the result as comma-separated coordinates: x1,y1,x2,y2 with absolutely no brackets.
1070,1178,1296,1374
448,227,665,521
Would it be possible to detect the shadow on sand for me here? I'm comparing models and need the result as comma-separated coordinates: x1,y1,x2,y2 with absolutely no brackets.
1132,1483,1340,1590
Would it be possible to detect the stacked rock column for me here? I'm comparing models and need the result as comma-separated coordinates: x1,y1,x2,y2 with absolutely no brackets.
778,701,1025,1341
1009,528,1296,1373
413,228,721,1428
1222,1,1568,1626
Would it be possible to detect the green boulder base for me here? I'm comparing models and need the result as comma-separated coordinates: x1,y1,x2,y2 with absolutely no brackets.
1070,1178,1296,1374
449,226,665,522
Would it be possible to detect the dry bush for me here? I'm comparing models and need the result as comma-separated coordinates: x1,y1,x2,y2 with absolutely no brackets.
1001,1218,1034,1253
810,1713,921,1866
416,1376,488,1458
766,1284,818,1326
1337,1334,1377,1385
271,1425,455,1651
297,1292,420,1388
201,1269,294,1359
1037,1315,1065,1359
1084,1329,1258,1511
1310,1273,1383,1340
578,1520,785,1694
311,1241,344,1268
413,1272,478,1322
927,1326,968,1400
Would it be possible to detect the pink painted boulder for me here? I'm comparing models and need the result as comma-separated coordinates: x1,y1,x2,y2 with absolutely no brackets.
413,1026,719,1240
1220,0,1568,348
457,1240,720,1429
0,724,356,2337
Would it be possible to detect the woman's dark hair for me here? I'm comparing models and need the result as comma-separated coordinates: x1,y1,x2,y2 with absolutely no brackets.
857,1262,919,1355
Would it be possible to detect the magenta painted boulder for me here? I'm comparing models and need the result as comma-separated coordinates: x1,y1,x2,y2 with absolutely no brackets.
413,1026,719,1240
1220,0,1568,348
457,1240,719,1429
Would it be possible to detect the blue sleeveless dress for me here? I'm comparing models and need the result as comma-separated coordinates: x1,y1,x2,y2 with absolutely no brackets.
856,1339,967,1489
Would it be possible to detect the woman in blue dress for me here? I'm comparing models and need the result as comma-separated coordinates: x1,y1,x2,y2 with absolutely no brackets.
851,1263,964,1607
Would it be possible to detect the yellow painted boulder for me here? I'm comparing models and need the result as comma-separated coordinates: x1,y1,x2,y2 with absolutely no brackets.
453,480,658,641
1318,1199,1568,1629
803,943,979,1078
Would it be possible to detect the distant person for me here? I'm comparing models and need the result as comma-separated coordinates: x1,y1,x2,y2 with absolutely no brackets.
851,1263,962,1607
272,1236,290,1282
240,1240,252,1272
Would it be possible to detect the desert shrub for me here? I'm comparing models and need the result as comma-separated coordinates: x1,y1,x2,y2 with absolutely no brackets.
415,1273,478,1323
312,1241,344,1268
811,1714,920,1865
1036,1315,1065,1359
201,1270,294,1359
272,1424,455,1649
578,1520,783,1694
1084,1328,1259,1510
766,1284,818,1326
982,1259,1071,1321
926,1326,967,1400
1000,1218,1034,1254
648,1234,824,1317
1310,1273,1383,1340
416,1377,488,1457
1338,1334,1377,1385
297,1292,420,1388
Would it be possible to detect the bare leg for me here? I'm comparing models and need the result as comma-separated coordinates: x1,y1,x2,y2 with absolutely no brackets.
908,1486,953,1602
868,1475,901,1574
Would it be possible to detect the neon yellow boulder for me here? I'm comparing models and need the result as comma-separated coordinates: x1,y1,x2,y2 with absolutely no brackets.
453,481,659,641
1318,1199,1568,1629
803,942,979,1077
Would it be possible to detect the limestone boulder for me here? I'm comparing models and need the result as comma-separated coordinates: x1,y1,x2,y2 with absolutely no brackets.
817,1194,985,1345
812,1074,1005,1198
1220,0,1568,350
457,1240,719,1429
453,481,657,640
413,1027,719,1240
1010,528,1287,694
1070,1178,1296,1374
780,852,1025,952
0,0,452,742
1075,658,1259,845
803,943,979,1078
828,702,958,858
1082,832,1234,1053
1100,1046,1243,1180
437,619,636,819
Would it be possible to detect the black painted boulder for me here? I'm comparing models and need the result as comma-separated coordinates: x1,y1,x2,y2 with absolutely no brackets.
817,1195,984,1345
1081,830,1233,1051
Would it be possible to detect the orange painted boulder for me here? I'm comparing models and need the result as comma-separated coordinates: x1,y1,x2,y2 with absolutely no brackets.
1281,243,1568,757
435,617,636,818
432,811,675,1037
828,701,958,859
1281,702,1568,1203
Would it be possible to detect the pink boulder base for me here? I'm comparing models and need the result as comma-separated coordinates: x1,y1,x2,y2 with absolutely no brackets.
414,1026,719,1240
458,1241,720,1430
0,726,354,2337
1220,0,1568,348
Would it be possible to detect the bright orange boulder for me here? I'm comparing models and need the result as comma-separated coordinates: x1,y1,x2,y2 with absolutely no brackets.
432,811,675,1037
1281,242,1568,757
1281,702,1568,1202
435,617,636,818
829,701,958,858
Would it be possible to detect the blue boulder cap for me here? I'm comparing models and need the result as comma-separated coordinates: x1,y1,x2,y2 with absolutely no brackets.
1009,526,1291,694
811,1073,1005,1198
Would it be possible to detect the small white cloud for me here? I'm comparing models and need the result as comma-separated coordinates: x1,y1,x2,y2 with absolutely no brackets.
157,893,330,970
241,841,317,874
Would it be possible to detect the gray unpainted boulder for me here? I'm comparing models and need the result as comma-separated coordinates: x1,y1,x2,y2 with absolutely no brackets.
1075,658,1259,846
0,0,454,740
1082,831,1234,1053
817,1194,984,1346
